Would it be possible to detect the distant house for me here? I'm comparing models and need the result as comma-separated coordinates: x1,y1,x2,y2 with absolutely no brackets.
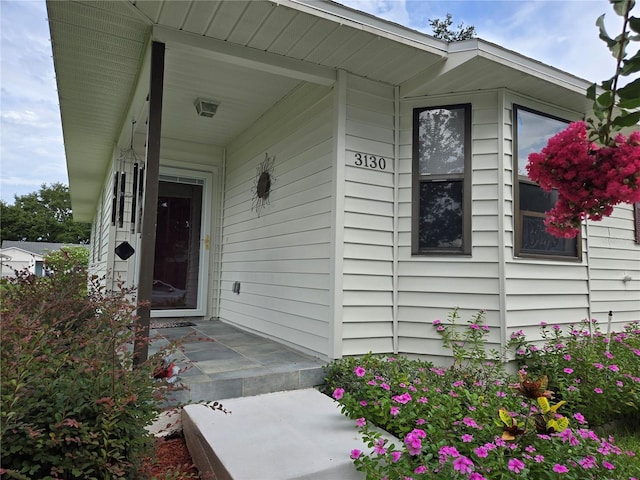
0,241,73,277
46,0,639,362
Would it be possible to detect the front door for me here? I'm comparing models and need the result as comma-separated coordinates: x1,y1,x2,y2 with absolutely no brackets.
150,169,211,317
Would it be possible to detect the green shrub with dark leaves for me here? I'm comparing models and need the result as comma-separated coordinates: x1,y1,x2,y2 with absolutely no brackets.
0,270,164,479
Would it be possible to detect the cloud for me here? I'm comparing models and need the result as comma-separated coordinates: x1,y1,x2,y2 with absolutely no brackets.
0,0,66,203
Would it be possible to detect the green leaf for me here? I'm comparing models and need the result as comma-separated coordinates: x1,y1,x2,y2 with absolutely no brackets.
612,111,640,127
612,0,634,16
597,14,618,49
630,16,640,34
587,83,598,101
618,96,640,109
596,90,614,107
617,77,640,98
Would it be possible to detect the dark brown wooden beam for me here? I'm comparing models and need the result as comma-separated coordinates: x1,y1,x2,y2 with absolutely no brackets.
134,41,165,366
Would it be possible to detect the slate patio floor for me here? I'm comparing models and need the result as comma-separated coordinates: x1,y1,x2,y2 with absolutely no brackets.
148,319,327,404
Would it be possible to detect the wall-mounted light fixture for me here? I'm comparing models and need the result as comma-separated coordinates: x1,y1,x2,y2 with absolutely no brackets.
194,98,219,118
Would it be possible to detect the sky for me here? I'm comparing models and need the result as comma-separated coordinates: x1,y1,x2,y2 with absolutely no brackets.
0,0,635,205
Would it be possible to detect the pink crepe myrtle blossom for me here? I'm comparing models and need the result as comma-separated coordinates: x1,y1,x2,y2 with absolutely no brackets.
527,122,640,238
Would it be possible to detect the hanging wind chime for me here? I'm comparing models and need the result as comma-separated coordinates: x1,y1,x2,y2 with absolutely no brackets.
113,121,143,261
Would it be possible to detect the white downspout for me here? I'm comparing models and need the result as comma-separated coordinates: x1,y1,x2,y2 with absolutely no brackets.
329,70,347,359
497,90,508,350
215,148,227,319
393,86,400,354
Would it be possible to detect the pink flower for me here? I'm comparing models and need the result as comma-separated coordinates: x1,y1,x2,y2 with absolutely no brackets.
594,387,603,394
563,368,573,374
391,451,402,463
350,449,362,459
354,366,366,377
579,455,596,469
552,464,568,473
508,458,525,473
393,393,412,404
474,446,488,458
356,417,366,427
332,388,344,400
413,465,427,474
390,406,400,416
608,364,619,372
405,429,426,456
602,461,615,470
461,434,473,442
573,413,586,424
469,474,487,480
373,438,387,455
452,456,474,474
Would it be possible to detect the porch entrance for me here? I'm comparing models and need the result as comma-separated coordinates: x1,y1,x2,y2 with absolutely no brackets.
151,169,211,317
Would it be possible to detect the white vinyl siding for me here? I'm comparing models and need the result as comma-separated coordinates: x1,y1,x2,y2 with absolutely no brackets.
341,75,396,356
397,91,502,356
219,83,334,357
587,203,640,326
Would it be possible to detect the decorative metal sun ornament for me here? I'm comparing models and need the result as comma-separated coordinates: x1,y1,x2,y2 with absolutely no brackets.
251,153,276,216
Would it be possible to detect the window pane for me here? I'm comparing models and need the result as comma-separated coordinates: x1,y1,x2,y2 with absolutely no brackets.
516,109,567,177
521,214,578,256
418,181,463,249
417,107,466,175
519,182,558,213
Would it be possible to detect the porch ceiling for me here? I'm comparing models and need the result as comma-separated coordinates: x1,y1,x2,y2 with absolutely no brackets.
47,0,592,222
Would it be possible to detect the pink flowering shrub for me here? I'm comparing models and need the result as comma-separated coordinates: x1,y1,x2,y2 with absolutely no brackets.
324,310,640,479
510,319,640,427
526,121,640,238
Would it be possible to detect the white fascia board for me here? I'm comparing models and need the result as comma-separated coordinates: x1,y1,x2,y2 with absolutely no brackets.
451,39,592,95
152,25,336,86
278,0,448,57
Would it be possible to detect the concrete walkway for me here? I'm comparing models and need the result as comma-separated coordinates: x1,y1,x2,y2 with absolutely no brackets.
182,388,397,480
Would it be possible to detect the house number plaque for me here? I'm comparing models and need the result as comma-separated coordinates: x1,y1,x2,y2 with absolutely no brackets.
351,152,392,172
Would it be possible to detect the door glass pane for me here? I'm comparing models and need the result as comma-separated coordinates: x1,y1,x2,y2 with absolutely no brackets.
152,181,203,310
418,181,463,249
417,107,466,175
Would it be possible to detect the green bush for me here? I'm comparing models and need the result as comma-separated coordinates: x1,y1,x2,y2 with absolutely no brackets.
0,270,166,479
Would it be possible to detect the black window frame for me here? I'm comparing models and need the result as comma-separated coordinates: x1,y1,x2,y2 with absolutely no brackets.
412,104,472,255
513,104,581,261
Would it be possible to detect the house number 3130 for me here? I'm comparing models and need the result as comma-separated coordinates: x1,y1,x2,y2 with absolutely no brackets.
353,152,388,171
